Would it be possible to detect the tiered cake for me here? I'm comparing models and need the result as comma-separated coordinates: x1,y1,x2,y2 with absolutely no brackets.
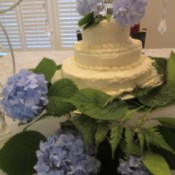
62,19,161,96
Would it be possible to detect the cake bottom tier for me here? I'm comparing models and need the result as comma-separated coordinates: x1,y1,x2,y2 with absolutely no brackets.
61,56,161,96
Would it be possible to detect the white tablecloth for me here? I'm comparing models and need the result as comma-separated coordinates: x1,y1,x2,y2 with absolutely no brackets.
0,48,175,129
0,48,175,135
0,48,175,174
0,50,74,85
1,48,175,84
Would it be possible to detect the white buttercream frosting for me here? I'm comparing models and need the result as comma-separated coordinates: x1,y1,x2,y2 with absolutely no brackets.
61,19,161,96
62,56,160,96
82,19,130,45
74,38,142,68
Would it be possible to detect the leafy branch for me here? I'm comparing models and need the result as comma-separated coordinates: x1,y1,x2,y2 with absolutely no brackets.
78,12,109,30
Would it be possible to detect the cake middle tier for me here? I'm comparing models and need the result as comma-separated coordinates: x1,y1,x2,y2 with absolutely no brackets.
74,38,142,69
61,56,161,96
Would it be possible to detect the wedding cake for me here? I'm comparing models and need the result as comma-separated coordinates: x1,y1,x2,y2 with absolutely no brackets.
61,19,161,96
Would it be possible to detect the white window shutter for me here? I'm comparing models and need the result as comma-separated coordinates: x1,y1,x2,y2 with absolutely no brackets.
0,0,52,50
19,0,52,50
55,0,81,49
0,0,81,50
0,0,22,49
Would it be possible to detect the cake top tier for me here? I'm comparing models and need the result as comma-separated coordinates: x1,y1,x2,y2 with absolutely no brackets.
82,19,130,45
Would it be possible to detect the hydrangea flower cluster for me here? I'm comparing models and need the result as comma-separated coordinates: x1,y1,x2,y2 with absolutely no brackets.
76,0,148,27
118,156,152,175
34,130,100,175
112,0,148,26
76,0,104,16
1,69,48,123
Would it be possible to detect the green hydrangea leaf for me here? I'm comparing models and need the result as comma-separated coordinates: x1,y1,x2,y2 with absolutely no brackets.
33,57,57,82
48,79,78,97
143,152,171,175
167,52,175,86
134,84,175,109
151,57,167,80
46,79,78,116
133,53,175,109
72,115,97,146
47,96,76,116
0,131,46,175
67,88,128,120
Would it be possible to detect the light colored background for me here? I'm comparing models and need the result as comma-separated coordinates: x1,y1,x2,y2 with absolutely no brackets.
141,0,175,48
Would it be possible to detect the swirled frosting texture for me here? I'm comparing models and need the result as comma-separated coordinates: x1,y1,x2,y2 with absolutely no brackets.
61,19,161,96
62,56,160,96
74,38,142,68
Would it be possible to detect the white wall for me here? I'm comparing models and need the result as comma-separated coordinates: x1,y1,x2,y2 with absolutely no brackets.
141,0,175,48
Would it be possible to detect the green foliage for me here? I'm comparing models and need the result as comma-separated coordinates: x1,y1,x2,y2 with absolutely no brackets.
151,57,167,80
144,127,175,155
167,52,175,86
138,132,145,153
33,57,57,82
72,115,97,146
48,79,78,97
46,79,78,116
118,128,143,156
95,122,109,149
120,140,142,157
157,117,175,129
0,131,46,175
125,98,147,111
57,64,62,70
122,108,140,121
132,53,175,109
1,52,175,174
78,12,95,29
60,120,76,132
67,88,128,120
124,128,135,154
134,84,175,109
143,152,171,175
78,12,106,30
110,125,123,158
156,127,175,169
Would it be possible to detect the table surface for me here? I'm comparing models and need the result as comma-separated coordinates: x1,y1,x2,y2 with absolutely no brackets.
0,48,175,127
0,48,174,135
0,49,175,175
0,48,175,84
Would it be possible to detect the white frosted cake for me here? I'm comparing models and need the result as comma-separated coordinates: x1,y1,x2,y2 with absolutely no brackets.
62,19,161,96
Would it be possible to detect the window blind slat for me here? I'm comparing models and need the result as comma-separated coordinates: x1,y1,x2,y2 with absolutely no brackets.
0,1,22,49
56,0,81,48
19,0,51,49
0,0,81,50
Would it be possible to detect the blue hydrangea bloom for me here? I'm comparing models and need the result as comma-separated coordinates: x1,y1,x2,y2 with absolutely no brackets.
118,156,152,175
112,0,148,26
77,0,90,16
76,0,104,16
1,69,48,123
34,130,101,175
